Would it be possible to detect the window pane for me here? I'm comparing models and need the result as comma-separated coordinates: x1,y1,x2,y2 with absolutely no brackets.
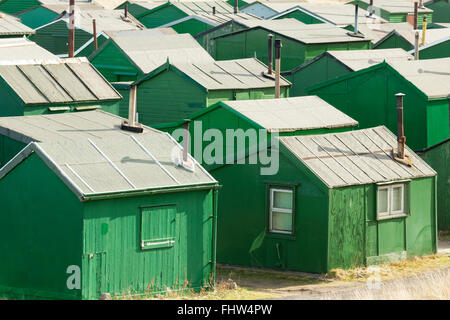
272,211,292,232
392,186,403,212
378,188,389,214
273,190,292,210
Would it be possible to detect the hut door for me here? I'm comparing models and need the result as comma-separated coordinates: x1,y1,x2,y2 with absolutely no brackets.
87,251,107,300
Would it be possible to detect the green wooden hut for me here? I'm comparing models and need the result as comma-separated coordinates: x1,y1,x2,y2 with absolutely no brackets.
0,58,122,117
17,2,105,29
425,0,450,23
307,58,450,230
282,48,413,96
0,110,219,299
115,1,168,18
32,9,144,57
159,97,437,272
0,0,45,15
354,0,433,26
115,57,290,126
408,31,450,59
0,11,34,38
89,30,212,82
211,19,372,72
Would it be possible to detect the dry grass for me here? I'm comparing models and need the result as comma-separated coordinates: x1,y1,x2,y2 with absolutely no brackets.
439,231,450,241
327,254,450,282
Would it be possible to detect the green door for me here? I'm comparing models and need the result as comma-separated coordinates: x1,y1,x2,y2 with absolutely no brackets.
85,251,107,300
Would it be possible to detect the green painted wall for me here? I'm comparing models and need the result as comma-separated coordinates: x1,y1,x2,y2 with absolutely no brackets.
426,1,450,23
75,34,109,58
17,6,59,29
117,1,156,17
420,141,450,231
307,63,450,151
137,5,187,28
420,38,450,59
274,10,325,24
0,77,25,116
82,189,216,299
171,18,214,37
284,54,352,96
0,135,26,168
89,41,142,82
374,33,414,51
198,21,248,57
0,153,83,300
214,28,371,72
0,0,40,15
32,20,92,56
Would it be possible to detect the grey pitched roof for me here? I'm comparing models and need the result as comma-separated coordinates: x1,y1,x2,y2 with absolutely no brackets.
280,126,436,188
44,9,145,34
0,131,217,198
222,96,358,132
41,2,105,13
107,31,214,73
327,48,413,71
0,38,58,62
358,0,433,14
0,110,150,144
0,58,121,104
268,3,386,25
387,58,450,99
171,58,291,90
0,12,34,36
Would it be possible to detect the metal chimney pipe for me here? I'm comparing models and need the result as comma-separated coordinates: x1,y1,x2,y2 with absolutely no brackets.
414,1,418,30
275,39,282,99
267,34,273,75
414,31,420,60
68,0,75,58
354,3,359,34
234,0,238,14
183,120,191,162
419,0,424,8
93,19,98,51
125,4,128,18
212,6,216,15
128,85,137,127
421,15,428,46
396,93,406,159
369,0,373,17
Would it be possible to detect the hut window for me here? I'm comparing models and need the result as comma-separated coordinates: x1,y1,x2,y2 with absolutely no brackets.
140,205,177,250
269,188,294,234
377,184,405,219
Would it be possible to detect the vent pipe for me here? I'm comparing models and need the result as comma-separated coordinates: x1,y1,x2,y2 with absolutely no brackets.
368,0,373,17
414,31,420,60
396,93,406,159
414,1,418,30
183,120,191,162
421,15,428,46
68,0,75,58
125,4,128,18
93,19,98,51
212,6,216,15
419,0,425,9
354,3,359,34
121,85,143,133
275,39,282,99
267,34,273,75
234,0,238,14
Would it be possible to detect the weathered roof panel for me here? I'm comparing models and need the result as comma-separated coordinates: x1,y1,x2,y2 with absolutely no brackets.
358,0,433,14
280,126,436,188
0,12,34,36
222,96,358,132
0,58,121,104
0,38,58,63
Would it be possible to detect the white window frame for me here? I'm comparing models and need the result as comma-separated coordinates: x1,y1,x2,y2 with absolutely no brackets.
377,183,405,219
269,188,294,234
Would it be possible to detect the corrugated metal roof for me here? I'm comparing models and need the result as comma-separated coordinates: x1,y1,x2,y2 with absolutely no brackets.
229,18,372,43
327,49,413,71
0,58,121,104
109,31,214,73
54,9,144,34
41,2,105,13
358,0,433,14
388,58,450,99
268,2,387,25
0,38,58,63
0,123,217,197
172,58,290,90
222,96,358,132
0,12,34,36
280,126,436,188
0,110,155,143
